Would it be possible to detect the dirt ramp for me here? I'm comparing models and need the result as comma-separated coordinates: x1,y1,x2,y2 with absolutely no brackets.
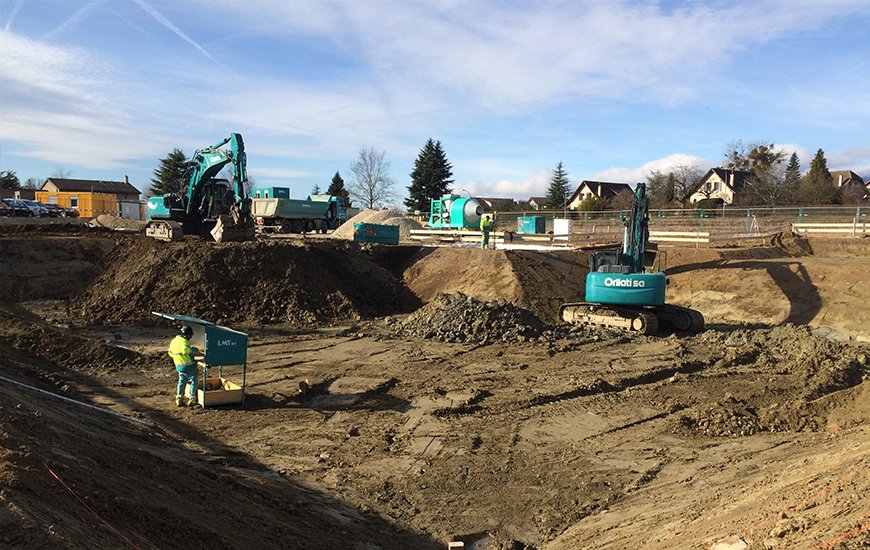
73,237,415,325
402,248,587,323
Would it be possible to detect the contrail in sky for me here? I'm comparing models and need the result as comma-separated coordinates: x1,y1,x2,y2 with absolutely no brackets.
133,0,223,68
3,0,23,32
44,0,102,40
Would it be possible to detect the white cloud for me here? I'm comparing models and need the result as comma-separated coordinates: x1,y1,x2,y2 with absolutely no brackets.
593,154,713,183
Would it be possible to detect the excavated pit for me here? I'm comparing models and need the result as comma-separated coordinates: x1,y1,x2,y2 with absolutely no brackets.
1,227,869,549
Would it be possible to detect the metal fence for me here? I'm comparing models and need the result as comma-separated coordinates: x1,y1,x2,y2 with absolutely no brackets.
493,206,867,236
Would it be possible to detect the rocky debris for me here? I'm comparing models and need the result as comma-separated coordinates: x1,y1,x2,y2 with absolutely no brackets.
675,324,869,436
88,214,147,231
397,292,547,344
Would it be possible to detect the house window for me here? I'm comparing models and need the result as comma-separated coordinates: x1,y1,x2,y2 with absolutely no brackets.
48,196,58,204
69,196,79,208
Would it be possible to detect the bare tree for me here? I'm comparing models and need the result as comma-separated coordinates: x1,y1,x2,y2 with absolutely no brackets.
671,164,703,205
349,147,396,209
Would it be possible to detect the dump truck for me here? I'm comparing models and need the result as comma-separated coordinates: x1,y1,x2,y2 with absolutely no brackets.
251,194,347,234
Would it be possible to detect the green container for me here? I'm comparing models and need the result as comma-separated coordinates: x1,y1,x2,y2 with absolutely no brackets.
353,223,399,245
517,216,546,234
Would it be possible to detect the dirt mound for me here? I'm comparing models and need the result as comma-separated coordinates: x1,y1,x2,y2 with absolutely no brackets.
401,248,588,323
382,216,423,242
332,208,404,239
0,236,117,302
397,292,547,344
71,236,416,326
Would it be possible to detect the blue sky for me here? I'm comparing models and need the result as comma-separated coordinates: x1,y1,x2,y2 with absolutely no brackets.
2,0,869,203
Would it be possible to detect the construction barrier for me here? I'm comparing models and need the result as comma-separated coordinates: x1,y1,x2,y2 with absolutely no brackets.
792,221,870,238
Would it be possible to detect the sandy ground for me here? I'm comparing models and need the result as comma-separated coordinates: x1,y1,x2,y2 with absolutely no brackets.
0,225,868,549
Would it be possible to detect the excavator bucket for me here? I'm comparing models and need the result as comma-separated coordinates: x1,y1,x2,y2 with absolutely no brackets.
211,214,255,242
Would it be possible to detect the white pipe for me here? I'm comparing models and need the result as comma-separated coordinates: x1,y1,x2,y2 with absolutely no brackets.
0,374,153,427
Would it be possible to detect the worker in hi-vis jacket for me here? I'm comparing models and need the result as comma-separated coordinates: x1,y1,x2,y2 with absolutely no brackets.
168,325,199,407
480,214,492,249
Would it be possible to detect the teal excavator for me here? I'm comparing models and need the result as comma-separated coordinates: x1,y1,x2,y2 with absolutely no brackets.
145,133,255,242
560,182,704,335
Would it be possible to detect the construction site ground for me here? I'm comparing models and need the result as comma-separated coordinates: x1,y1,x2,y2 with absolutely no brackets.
1,222,868,550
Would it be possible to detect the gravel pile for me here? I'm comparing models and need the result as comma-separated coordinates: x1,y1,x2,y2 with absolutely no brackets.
333,209,404,239
88,214,147,231
396,292,547,344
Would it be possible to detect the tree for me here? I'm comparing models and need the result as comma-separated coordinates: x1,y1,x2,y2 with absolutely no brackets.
51,166,71,179
576,195,609,212
349,147,396,209
798,148,837,204
405,139,454,213
23,177,41,190
783,152,801,200
671,164,703,205
327,171,351,207
1,170,20,190
544,161,571,210
739,144,790,206
149,148,192,197
646,170,675,207
310,184,321,196
609,189,637,211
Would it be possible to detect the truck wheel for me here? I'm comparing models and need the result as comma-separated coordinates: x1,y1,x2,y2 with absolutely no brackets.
320,219,328,234
290,220,303,233
304,220,316,233
280,220,292,234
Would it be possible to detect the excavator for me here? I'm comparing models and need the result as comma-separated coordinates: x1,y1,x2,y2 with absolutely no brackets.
145,133,255,242
560,182,704,335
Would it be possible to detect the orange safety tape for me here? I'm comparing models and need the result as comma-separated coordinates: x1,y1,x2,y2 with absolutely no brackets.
43,462,142,549
2,443,140,549
818,514,870,549
709,469,857,549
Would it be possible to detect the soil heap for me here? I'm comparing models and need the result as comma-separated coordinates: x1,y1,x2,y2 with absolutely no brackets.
397,292,547,344
72,236,417,326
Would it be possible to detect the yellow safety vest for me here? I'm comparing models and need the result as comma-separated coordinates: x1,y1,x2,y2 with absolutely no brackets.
480,218,492,230
168,335,194,367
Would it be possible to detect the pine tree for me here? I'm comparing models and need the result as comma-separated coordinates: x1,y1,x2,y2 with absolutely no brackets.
405,139,454,213
0,170,21,190
783,152,801,204
798,149,837,204
326,171,351,207
149,149,192,197
544,161,571,210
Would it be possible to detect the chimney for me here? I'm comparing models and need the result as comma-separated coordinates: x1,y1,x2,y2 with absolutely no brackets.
729,172,734,188
838,174,843,187
125,175,129,184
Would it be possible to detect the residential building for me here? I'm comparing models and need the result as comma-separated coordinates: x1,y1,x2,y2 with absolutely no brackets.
37,177,141,218
566,181,632,210
687,168,753,206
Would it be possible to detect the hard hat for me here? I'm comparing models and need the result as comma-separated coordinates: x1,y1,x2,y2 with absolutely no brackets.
179,325,193,338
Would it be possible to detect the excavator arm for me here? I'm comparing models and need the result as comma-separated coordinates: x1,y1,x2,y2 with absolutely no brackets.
146,133,254,242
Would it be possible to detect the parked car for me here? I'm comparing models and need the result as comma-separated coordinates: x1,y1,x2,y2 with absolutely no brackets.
0,199,10,217
20,199,49,217
40,203,64,217
1,198,34,217
41,203,80,218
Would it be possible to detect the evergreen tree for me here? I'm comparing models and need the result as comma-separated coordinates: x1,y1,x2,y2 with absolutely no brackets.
544,161,571,210
798,149,837,204
405,138,454,213
783,152,801,204
0,170,21,190
326,171,351,207
149,148,192,197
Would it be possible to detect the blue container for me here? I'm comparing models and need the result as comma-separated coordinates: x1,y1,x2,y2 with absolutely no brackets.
251,187,290,199
517,216,546,234
353,223,399,245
